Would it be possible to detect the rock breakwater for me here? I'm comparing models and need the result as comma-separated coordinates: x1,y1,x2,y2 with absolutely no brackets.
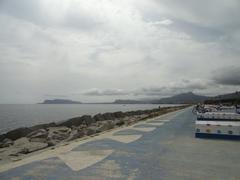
0,106,187,160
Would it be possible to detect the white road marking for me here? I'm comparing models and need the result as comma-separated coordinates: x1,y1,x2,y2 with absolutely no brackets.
108,135,142,143
146,122,164,126
57,150,114,171
150,119,170,122
131,127,156,132
160,119,170,122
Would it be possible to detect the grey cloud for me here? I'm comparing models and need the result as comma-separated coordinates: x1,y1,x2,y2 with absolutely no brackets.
0,0,45,25
134,87,171,96
83,89,129,96
134,79,210,97
168,19,223,42
63,11,102,31
213,66,240,86
44,94,68,98
82,79,209,98
0,0,101,31
0,0,240,103
154,0,240,28
134,87,197,97
149,0,240,53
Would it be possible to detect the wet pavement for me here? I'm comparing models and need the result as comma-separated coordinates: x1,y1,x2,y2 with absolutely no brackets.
1,107,240,180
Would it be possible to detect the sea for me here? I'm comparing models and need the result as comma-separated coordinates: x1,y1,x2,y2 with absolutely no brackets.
0,104,179,134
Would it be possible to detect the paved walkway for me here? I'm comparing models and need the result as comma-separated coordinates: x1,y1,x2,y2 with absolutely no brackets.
1,107,240,180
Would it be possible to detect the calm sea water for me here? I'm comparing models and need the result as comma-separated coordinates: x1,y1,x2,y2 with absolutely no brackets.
0,104,178,134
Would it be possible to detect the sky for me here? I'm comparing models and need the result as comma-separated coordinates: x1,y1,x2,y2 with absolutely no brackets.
0,0,240,103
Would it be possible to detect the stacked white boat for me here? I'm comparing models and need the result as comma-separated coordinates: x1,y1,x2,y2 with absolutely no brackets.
194,105,240,140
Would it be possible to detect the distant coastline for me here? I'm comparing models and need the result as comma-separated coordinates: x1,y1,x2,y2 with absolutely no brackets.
39,92,208,105
39,91,240,105
40,99,82,104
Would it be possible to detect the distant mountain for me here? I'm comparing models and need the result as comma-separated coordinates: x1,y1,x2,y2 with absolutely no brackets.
205,91,240,104
112,92,209,104
40,99,82,104
150,92,209,104
113,99,146,104
212,91,240,100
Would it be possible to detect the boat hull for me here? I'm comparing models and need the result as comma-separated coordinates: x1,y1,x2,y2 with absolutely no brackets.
195,133,240,140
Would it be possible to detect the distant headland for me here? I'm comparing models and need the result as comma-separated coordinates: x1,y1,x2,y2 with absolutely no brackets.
40,99,82,104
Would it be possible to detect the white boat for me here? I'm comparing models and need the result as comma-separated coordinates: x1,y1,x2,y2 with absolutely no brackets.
195,120,240,140
197,112,240,121
194,105,240,140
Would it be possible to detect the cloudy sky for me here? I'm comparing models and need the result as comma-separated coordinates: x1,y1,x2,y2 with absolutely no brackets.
0,0,240,103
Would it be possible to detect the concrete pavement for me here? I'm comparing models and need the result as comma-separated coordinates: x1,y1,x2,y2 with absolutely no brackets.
1,107,240,180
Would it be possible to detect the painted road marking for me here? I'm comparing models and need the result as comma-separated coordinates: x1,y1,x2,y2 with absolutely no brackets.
161,119,171,122
57,150,114,171
108,135,142,143
158,119,170,122
148,119,170,122
131,127,156,132
146,122,164,126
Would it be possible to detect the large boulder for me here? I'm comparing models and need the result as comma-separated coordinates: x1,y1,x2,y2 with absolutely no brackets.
78,124,87,129
0,134,6,142
29,138,47,143
113,111,125,119
5,127,33,141
84,127,97,136
0,123,57,142
0,138,13,148
14,137,30,146
58,117,84,127
125,109,149,116
81,115,95,126
102,113,115,120
125,117,139,126
125,111,135,116
66,129,85,141
97,121,115,132
93,114,105,121
29,122,57,131
133,110,144,116
94,113,115,121
13,137,48,154
114,119,125,127
27,129,48,139
58,115,94,128
46,127,71,146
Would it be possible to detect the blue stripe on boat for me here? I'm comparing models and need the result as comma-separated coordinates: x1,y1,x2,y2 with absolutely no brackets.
195,133,240,140
197,118,240,121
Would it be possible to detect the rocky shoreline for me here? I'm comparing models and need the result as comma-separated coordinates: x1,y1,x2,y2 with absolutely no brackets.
0,105,187,162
